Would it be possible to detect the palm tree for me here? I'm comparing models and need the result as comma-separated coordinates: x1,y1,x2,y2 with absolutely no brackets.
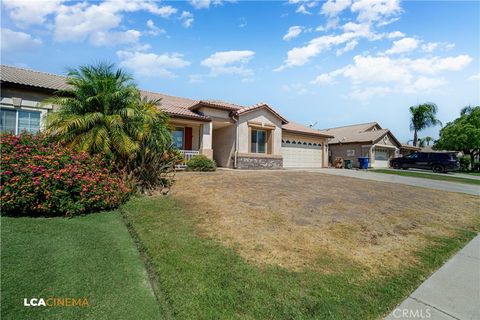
45,63,176,190
424,136,433,146
409,103,442,146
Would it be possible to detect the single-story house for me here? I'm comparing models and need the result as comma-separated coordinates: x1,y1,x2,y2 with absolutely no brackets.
318,122,405,168
0,65,333,169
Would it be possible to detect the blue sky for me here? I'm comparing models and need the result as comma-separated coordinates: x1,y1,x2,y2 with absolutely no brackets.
2,0,479,142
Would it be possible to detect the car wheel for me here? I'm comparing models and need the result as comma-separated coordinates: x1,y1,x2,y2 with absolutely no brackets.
433,164,445,173
393,163,401,169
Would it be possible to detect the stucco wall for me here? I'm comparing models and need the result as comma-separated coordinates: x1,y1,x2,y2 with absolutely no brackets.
0,86,55,130
237,108,283,155
212,125,235,167
197,107,231,120
374,132,399,147
1,87,53,106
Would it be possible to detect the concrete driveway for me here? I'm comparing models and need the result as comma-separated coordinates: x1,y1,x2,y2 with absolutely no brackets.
291,168,479,196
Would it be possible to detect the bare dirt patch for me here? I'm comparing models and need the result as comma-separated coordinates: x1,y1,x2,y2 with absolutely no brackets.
171,170,479,272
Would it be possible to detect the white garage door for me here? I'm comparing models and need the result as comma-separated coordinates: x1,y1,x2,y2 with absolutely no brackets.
281,140,323,168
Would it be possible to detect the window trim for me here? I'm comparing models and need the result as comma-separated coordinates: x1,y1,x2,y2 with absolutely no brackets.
0,106,42,134
250,128,268,154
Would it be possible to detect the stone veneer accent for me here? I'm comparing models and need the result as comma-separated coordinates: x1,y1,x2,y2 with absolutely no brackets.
236,155,283,169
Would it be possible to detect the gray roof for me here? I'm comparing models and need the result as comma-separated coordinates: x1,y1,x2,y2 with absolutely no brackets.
1,64,71,91
0,65,208,121
282,121,333,138
319,122,401,145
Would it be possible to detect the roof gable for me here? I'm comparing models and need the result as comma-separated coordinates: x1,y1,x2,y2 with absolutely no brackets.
236,103,288,124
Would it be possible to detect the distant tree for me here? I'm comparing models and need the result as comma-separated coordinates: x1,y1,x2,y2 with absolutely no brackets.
417,138,427,148
424,136,433,146
434,106,480,164
409,103,442,146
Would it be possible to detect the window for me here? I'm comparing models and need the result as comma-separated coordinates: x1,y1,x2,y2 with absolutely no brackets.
251,129,267,153
346,149,355,157
0,108,41,134
172,127,184,149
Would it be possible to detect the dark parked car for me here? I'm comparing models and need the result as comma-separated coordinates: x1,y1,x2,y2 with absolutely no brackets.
390,152,460,173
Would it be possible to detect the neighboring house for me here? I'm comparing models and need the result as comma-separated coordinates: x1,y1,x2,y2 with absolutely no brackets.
0,65,333,169
319,122,403,168
400,144,422,156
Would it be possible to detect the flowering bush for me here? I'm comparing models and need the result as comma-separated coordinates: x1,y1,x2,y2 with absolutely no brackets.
1,133,130,217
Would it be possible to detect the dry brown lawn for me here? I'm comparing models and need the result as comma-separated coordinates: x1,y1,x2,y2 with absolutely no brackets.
171,170,479,273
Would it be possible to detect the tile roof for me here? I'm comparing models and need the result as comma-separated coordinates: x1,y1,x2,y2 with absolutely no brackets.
236,103,289,124
1,64,71,91
190,100,244,111
140,90,209,120
0,65,209,121
282,121,334,138
318,122,403,146
0,64,329,130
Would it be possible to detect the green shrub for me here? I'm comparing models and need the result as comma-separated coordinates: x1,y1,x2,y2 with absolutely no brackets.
458,156,471,172
0,133,130,217
473,162,480,172
186,155,216,172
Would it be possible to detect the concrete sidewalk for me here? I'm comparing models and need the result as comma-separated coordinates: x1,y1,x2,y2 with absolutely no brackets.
385,235,480,320
298,168,479,196
380,168,480,181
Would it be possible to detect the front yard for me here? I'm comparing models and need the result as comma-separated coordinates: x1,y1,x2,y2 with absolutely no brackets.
2,170,478,319
124,171,479,319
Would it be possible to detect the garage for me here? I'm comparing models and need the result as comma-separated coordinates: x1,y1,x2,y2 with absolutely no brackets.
281,140,323,168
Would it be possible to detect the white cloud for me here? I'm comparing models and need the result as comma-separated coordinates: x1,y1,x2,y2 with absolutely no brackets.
311,54,472,100
189,0,211,9
275,22,375,70
350,86,391,102
351,0,402,23
2,0,64,27
404,76,447,93
296,4,312,15
146,19,166,36
90,30,141,46
421,41,455,53
3,0,178,46
387,31,405,39
201,50,255,77
468,73,480,81
321,0,352,17
311,73,336,85
336,40,358,55
283,26,303,41
188,0,236,9
385,37,419,55
0,28,42,54
117,50,190,77
180,11,194,28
